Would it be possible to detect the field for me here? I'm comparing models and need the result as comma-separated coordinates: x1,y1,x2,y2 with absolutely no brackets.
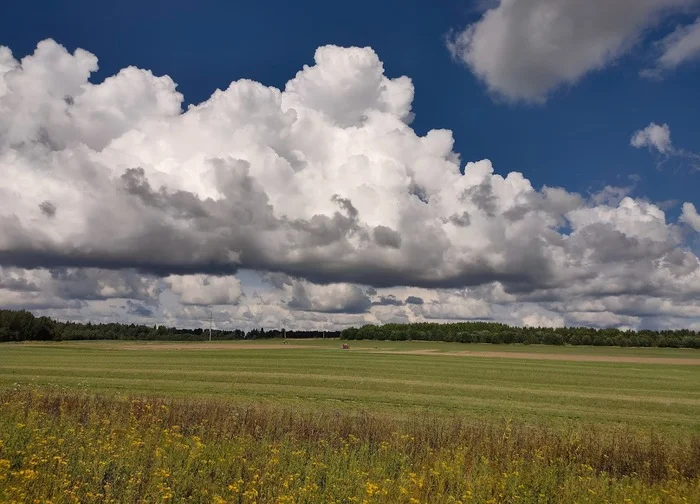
2,340,700,432
2,340,700,502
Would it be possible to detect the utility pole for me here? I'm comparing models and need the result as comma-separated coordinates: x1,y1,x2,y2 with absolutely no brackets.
208,311,213,342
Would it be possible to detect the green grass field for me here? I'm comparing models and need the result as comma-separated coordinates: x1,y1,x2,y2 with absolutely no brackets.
2,340,699,433
3,340,700,503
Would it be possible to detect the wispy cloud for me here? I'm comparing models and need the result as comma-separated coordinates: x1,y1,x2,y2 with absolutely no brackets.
642,17,700,79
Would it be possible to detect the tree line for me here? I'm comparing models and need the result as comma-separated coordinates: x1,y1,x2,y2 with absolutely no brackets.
2,309,699,348
0,309,340,342
340,322,700,348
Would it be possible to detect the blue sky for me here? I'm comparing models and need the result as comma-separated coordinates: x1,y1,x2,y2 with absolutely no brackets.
1,0,699,331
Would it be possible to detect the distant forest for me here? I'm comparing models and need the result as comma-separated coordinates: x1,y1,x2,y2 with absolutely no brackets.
1,309,699,348
342,322,700,348
0,310,338,343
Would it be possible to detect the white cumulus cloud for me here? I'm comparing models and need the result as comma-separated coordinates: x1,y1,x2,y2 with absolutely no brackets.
681,202,700,231
1,39,700,331
631,122,673,153
447,0,696,102
521,312,565,328
165,275,242,306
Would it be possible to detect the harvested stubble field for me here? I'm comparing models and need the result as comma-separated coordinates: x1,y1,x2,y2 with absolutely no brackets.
1,340,700,503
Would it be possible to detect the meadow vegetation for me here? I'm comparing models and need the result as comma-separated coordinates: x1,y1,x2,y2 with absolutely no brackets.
2,389,700,503
1,341,700,502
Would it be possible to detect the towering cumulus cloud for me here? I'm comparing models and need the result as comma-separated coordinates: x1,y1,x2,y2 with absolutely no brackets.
1,40,700,330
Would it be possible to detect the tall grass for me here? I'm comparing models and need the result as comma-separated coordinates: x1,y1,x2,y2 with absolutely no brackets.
1,388,699,503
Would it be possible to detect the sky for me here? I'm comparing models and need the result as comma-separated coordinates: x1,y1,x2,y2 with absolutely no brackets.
1,0,700,332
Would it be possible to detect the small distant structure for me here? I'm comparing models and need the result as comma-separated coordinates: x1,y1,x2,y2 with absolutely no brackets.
342,343,350,350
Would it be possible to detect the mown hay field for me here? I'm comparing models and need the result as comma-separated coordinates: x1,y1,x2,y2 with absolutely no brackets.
2,340,700,431
1,340,700,503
